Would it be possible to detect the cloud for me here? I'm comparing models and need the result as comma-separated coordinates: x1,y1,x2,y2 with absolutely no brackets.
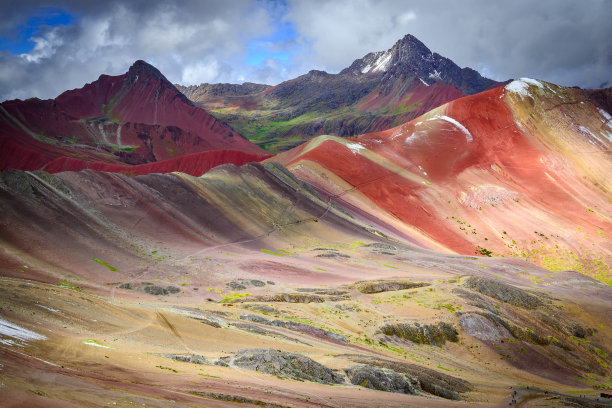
0,0,610,101
0,0,275,100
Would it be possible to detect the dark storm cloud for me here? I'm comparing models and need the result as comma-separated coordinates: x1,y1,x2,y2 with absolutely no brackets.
0,0,610,101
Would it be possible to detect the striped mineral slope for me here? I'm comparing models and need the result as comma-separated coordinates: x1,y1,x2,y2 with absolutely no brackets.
271,80,612,284
1,160,611,406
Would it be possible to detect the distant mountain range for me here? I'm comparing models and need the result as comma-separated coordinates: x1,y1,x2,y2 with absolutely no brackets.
177,34,505,152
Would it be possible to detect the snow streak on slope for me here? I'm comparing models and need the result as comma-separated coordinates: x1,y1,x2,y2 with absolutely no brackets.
504,78,544,98
0,317,46,346
427,115,473,142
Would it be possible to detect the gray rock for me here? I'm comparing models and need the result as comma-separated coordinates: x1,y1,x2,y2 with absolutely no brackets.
464,276,543,309
339,354,470,400
144,285,167,296
379,321,458,346
459,313,511,341
345,365,419,394
353,279,430,294
239,314,348,343
242,304,279,313
229,349,342,384
171,354,208,364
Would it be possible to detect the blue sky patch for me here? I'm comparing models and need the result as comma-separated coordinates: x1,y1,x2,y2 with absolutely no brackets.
245,22,298,66
0,8,74,54
244,0,299,66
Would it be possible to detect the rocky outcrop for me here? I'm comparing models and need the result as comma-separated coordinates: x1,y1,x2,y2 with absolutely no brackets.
353,279,430,294
232,323,308,345
464,277,544,309
218,349,342,384
459,313,511,341
232,292,347,303
345,365,420,394
177,82,271,100
165,354,209,364
240,314,348,343
379,321,458,346
339,355,471,400
226,279,267,290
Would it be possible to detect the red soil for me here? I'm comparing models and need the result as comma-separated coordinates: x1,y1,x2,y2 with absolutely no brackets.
289,139,475,253
41,150,270,177
274,85,612,260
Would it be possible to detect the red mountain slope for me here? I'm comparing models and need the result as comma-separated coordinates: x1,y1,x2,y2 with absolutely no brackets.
0,60,268,173
271,80,612,282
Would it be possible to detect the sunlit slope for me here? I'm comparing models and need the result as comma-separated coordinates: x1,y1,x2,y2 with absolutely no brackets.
271,80,612,283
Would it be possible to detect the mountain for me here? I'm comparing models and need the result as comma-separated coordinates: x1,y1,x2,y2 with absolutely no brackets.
270,79,612,281
0,60,269,175
177,34,505,152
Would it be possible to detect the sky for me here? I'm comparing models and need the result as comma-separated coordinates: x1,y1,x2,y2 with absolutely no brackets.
0,0,610,101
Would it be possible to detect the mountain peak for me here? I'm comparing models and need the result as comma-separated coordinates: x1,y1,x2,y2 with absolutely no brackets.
124,60,193,106
126,59,169,83
393,34,435,66
340,33,502,94
394,33,431,55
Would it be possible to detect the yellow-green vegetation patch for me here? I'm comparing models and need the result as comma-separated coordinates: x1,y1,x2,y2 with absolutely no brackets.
432,303,460,313
81,339,115,349
198,372,220,378
58,281,81,291
349,241,365,249
220,291,251,303
570,335,590,346
261,248,283,256
92,258,118,271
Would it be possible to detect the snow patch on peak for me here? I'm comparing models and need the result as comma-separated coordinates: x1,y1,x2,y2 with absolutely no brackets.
428,70,442,80
427,115,473,143
505,78,544,98
346,142,365,154
370,51,392,73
